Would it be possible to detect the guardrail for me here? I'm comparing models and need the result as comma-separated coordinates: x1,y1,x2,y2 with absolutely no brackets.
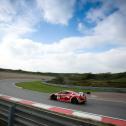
0,94,126,126
0,96,102,126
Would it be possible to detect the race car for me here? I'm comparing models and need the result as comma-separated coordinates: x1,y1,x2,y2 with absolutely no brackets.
50,90,87,104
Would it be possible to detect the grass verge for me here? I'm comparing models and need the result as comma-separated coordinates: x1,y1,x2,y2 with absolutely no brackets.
16,81,94,93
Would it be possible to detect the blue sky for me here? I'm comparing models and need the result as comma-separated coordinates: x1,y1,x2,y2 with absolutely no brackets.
23,0,117,43
0,0,126,73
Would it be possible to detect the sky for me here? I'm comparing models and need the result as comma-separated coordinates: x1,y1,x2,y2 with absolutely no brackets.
0,0,126,73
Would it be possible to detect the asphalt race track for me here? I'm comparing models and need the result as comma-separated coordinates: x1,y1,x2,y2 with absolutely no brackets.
0,79,126,120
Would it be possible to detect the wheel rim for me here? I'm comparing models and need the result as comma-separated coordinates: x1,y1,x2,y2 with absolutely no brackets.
71,98,78,104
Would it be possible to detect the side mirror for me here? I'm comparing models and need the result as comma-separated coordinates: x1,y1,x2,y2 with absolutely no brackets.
86,92,91,94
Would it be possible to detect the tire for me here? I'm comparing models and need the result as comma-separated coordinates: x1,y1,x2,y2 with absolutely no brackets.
50,94,57,100
71,98,78,104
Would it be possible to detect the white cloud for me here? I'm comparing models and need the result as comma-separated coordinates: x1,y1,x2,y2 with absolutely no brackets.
86,8,105,23
94,11,126,44
77,22,88,33
0,37,126,73
0,0,15,23
81,0,126,44
0,0,40,42
85,0,117,24
37,0,76,25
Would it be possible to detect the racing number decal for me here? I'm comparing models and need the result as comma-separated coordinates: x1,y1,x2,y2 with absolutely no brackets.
57,95,60,99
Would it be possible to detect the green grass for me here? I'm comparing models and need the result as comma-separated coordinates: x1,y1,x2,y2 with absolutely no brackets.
16,81,93,93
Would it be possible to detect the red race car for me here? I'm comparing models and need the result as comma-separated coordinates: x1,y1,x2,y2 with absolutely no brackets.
50,90,87,104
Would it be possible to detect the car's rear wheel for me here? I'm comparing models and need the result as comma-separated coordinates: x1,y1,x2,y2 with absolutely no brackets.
71,98,78,104
50,94,57,100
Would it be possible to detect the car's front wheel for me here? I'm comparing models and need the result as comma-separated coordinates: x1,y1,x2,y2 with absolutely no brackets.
71,98,78,104
50,94,57,100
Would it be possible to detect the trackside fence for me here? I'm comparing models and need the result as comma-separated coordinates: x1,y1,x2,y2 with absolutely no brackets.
0,98,102,126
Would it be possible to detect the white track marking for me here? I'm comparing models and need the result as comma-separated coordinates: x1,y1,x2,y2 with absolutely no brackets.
10,97,22,102
73,111,102,121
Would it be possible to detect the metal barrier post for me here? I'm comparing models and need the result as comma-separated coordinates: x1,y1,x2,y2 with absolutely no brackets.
8,104,15,126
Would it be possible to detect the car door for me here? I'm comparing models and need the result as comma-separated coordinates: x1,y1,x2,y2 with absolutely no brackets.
57,91,71,102
57,92,65,101
59,92,66,101
61,91,71,102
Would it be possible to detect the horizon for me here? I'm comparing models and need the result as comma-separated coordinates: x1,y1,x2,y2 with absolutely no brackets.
0,0,126,73
0,67,126,74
